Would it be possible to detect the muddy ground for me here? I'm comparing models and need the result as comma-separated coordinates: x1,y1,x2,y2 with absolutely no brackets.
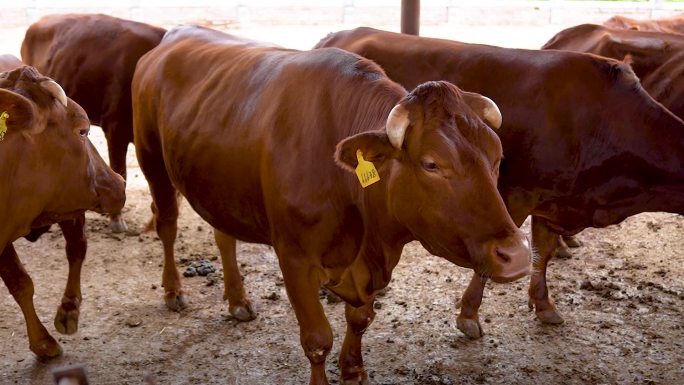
2,127,683,385
1,18,683,385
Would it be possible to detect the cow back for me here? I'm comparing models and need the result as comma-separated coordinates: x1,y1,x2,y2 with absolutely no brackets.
21,13,165,128
316,27,684,232
134,26,405,243
542,24,684,119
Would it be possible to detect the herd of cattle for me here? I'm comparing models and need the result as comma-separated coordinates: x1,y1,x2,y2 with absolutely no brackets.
1,11,683,385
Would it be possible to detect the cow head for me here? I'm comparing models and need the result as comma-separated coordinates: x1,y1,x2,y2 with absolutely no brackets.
0,66,125,226
336,81,530,283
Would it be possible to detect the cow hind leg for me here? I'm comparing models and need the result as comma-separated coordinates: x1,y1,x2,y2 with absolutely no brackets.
562,235,582,248
54,214,86,335
214,228,256,321
137,148,185,311
456,274,487,339
529,217,564,324
339,301,375,385
104,123,129,233
0,244,62,358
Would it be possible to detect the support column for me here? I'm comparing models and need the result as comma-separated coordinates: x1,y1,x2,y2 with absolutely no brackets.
401,0,420,36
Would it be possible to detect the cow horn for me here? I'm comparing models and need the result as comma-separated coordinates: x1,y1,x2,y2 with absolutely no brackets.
464,92,502,130
386,103,409,149
40,79,68,107
477,95,502,129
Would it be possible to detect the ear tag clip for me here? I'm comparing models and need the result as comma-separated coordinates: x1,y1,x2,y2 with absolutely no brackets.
355,150,380,188
0,111,9,141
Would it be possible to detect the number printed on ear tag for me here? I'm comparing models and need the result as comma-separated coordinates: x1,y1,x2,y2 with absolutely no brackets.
0,111,9,141
355,150,380,188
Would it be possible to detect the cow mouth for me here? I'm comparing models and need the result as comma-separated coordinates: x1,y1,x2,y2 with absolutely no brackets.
488,266,530,283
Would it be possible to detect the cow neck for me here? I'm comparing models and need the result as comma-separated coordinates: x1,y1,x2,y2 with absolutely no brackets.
640,102,684,182
606,101,684,217
332,172,412,306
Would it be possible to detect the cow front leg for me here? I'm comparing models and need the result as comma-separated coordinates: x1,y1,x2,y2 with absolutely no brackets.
339,301,375,385
104,123,129,233
529,217,564,324
280,257,333,385
54,214,86,335
214,228,256,321
456,273,487,339
0,244,61,358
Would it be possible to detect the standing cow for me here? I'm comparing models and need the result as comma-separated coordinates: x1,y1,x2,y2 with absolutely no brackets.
603,14,684,35
133,25,531,385
542,23,684,120
21,13,166,232
0,59,126,358
315,27,684,338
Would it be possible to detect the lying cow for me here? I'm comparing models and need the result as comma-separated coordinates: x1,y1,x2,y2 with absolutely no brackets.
604,14,684,35
315,27,684,338
0,58,125,358
132,25,531,385
542,23,684,119
21,13,166,232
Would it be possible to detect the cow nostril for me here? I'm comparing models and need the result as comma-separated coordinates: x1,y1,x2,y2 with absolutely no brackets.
495,248,511,263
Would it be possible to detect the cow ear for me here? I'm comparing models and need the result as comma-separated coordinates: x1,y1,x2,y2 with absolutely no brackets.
0,88,36,134
335,130,396,172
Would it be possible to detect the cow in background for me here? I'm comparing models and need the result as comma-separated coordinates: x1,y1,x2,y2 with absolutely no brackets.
543,23,684,120
315,27,684,338
604,14,684,34
0,59,125,358
21,13,166,232
133,25,530,385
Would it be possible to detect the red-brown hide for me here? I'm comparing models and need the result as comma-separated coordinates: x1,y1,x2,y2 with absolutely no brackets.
132,25,530,385
21,13,166,231
603,14,684,35
315,26,684,337
543,23,684,120
0,59,125,358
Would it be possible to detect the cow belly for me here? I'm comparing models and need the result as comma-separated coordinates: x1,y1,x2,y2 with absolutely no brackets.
186,195,271,244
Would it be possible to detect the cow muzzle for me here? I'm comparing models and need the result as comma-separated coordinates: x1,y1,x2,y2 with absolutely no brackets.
94,172,126,215
482,232,531,283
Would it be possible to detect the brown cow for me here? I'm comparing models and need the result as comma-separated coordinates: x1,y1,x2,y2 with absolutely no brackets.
543,23,684,120
133,25,531,385
604,14,684,35
21,13,166,232
0,60,126,358
315,27,684,338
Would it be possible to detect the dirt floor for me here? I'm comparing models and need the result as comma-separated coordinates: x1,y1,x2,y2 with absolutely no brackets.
1,18,684,385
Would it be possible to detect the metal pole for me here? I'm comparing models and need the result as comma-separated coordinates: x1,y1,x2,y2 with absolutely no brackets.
401,0,420,36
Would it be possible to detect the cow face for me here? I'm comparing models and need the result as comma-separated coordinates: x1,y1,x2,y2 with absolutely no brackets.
336,81,530,283
0,66,125,225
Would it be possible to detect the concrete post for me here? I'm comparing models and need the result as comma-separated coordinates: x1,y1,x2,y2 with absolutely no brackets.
401,0,420,36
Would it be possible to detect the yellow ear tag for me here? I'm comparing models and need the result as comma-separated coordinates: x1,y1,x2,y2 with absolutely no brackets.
0,111,8,141
355,150,380,188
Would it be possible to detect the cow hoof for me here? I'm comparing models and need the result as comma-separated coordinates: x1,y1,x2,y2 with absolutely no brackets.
456,316,483,339
164,291,187,311
536,308,565,324
341,370,369,385
31,336,63,360
109,217,128,233
562,235,582,248
54,306,80,335
555,245,573,259
230,302,257,321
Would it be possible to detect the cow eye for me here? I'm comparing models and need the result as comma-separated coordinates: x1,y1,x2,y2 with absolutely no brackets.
421,160,439,172
79,128,89,137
